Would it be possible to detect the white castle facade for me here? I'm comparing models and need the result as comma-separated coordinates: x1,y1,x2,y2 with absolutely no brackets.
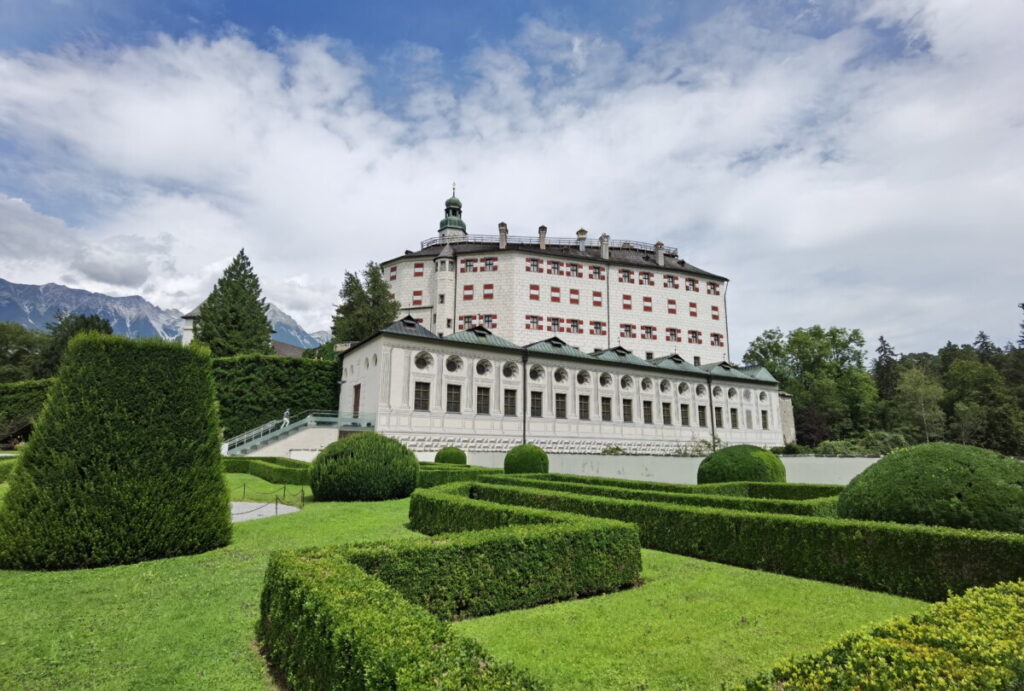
336,195,789,454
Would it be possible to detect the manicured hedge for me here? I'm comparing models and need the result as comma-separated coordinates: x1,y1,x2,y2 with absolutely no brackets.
537,473,842,500
258,483,640,689
743,579,1024,690
311,432,418,501
0,457,15,483
698,445,786,484
504,443,549,474
484,475,839,517
222,456,310,485
211,354,338,438
0,334,231,570
435,446,467,465
0,378,54,438
417,463,503,488
468,481,1024,601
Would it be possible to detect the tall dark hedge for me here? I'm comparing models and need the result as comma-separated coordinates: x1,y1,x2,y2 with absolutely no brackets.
0,378,55,440
211,354,338,437
0,333,231,570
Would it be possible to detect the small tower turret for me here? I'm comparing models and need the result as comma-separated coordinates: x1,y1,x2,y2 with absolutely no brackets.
438,183,467,241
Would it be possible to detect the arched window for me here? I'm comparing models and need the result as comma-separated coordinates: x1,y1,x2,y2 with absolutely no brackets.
476,359,492,376
414,352,433,370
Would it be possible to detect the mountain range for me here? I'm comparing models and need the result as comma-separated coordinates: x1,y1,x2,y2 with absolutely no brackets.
0,278,328,349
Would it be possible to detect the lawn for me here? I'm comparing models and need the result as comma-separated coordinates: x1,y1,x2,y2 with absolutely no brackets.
224,472,309,507
0,475,924,689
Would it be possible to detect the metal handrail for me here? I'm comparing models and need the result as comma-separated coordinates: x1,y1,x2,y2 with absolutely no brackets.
223,409,339,453
419,234,678,256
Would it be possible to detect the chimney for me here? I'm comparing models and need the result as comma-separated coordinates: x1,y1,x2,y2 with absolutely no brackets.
498,221,508,249
654,241,665,267
576,227,587,251
538,225,548,250
599,233,610,260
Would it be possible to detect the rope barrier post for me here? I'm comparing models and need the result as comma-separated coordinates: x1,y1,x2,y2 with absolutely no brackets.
301,488,305,508
275,497,278,516
242,482,245,500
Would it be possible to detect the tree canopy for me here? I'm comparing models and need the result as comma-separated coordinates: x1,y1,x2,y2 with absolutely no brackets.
37,313,113,378
194,249,273,357
0,323,49,383
330,262,400,343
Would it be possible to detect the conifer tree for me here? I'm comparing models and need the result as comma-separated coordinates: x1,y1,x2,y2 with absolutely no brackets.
194,249,273,357
872,336,899,400
331,262,400,342
1018,302,1024,349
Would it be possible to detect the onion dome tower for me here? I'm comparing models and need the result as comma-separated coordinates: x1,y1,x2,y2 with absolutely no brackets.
438,183,468,241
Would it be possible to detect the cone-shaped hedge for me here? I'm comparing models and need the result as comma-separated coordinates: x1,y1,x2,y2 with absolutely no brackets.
0,333,231,570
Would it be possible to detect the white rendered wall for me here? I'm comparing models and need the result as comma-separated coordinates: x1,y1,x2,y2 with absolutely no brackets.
242,427,340,461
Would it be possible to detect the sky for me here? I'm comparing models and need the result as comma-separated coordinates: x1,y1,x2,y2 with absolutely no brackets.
0,0,1021,358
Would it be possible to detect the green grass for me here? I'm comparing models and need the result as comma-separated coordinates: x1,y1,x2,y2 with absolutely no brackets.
0,478,924,689
455,549,924,690
224,472,309,507
0,482,7,503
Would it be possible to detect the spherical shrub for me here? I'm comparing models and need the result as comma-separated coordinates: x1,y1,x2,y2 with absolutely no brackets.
504,444,549,474
311,432,418,501
697,445,786,484
837,442,1024,532
0,333,231,570
435,446,467,465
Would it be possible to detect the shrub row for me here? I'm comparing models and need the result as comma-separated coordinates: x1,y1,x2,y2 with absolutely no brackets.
469,481,1024,601
484,475,839,517
222,456,310,486
539,473,842,500
258,483,641,689
0,457,15,483
0,378,55,438
742,579,1024,690
417,463,503,488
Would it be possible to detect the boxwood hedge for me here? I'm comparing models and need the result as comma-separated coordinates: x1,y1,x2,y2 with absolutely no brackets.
222,456,310,485
258,482,641,689
0,457,15,483
539,473,842,500
467,481,1024,601
417,463,503,488
742,579,1024,690
0,377,54,439
0,334,231,570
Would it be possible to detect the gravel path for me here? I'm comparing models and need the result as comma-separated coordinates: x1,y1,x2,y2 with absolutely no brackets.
231,501,300,523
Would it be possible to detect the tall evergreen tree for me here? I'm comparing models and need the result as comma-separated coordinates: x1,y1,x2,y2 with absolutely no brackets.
37,313,113,377
331,262,400,343
194,249,273,357
973,331,1001,365
872,336,899,400
1018,302,1024,349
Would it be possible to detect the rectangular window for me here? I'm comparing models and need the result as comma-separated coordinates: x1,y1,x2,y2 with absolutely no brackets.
711,305,720,320
551,286,561,303
642,400,653,424
569,288,580,305
555,393,567,419
590,320,607,336
526,314,541,330
412,290,423,306
666,328,680,342
601,396,612,421
641,325,656,340
698,405,708,427
463,284,474,300
592,291,603,307
639,271,653,285
643,296,652,312
549,316,562,332
730,408,739,429
664,275,678,289
483,284,494,300
589,265,606,280
461,258,477,273
568,263,582,278
667,299,677,314
414,382,430,411
618,269,634,283
531,391,543,418
622,294,632,310
688,330,702,344
662,402,672,425
484,257,497,271
446,384,461,413
482,314,497,329
711,333,724,347
460,315,474,330
620,323,635,338
549,260,562,276
762,410,769,430
414,263,424,277
526,258,541,272
680,403,690,426
579,395,590,420
693,356,701,365
689,302,698,317
389,265,397,281
622,399,633,423
714,406,723,428
439,293,445,304
707,281,720,295
567,318,582,334
504,389,517,416
529,284,540,300
685,278,698,291
477,387,490,415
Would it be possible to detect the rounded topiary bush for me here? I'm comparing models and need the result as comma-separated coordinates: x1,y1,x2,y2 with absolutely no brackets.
311,432,418,501
0,333,231,570
504,444,549,474
697,445,786,484
435,446,467,465
837,442,1024,533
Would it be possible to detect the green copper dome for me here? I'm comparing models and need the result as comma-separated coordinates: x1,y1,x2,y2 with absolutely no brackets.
438,192,467,234
445,195,462,209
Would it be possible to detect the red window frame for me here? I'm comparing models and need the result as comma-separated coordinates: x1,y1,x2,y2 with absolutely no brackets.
689,302,698,317
707,281,720,295
412,290,423,306
687,330,702,344
483,284,494,300
413,263,424,277
642,296,652,312
667,299,677,314
529,284,540,300
525,258,541,272
389,266,397,281
569,288,580,305
711,332,724,347
711,305,720,320
663,274,678,289
550,286,561,303
620,323,636,339
592,291,603,307
589,320,607,336
685,278,698,291
641,325,657,340
639,271,653,286
463,284,474,301
622,294,632,310
525,315,542,330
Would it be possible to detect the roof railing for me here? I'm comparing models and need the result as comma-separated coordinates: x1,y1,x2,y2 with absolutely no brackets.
420,234,678,256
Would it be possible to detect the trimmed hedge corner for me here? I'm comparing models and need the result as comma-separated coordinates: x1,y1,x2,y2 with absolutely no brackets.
311,432,418,501
0,378,55,439
0,334,231,570
504,443,549,474
222,456,310,486
258,482,641,689
698,445,786,484
838,442,1024,533
434,446,467,465
417,463,502,488
742,579,1024,690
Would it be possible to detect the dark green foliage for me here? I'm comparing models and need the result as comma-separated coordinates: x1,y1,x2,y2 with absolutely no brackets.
697,445,786,484
257,483,640,689
0,334,231,570
211,355,337,437
743,579,1024,690
330,262,401,343
0,322,49,382
0,457,15,483
504,443,549,474
37,313,113,378
310,432,418,501
222,456,310,485
538,473,841,499
467,480,1024,601
435,446,467,465
484,475,838,517
417,463,502,488
837,443,1024,533
772,442,813,455
194,249,273,357
0,378,54,441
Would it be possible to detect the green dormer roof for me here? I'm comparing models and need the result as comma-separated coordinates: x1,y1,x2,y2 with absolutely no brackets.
590,346,649,367
649,353,704,374
444,326,518,349
525,336,589,358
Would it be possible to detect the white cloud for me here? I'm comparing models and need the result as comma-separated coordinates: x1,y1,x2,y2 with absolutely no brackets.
0,0,1021,350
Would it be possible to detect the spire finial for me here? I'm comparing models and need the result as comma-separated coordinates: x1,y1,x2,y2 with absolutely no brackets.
452,181,456,196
